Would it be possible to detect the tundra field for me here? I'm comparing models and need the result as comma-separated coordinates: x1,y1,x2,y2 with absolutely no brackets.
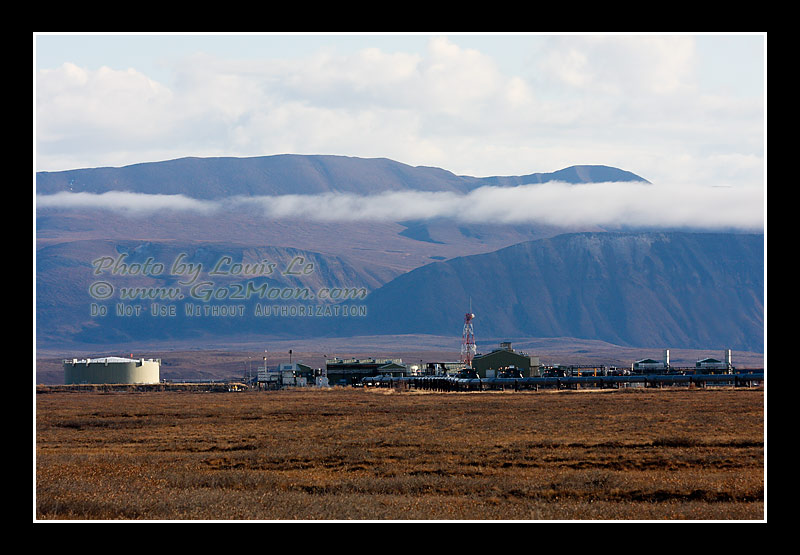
35,386,765,521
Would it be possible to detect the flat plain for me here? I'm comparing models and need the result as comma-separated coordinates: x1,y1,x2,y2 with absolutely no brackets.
35,386,765,521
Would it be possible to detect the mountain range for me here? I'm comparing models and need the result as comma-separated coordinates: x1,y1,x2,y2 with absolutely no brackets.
349,231,764,352
35,155,763,355
36,154,649,198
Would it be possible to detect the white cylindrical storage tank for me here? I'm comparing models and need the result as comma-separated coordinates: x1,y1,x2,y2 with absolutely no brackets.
63,356,160,384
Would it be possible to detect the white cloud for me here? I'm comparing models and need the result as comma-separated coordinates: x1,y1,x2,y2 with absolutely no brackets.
35,191,216,214
535,35,697,96
36,181,764,231
36,62,175,143
35,34,765,190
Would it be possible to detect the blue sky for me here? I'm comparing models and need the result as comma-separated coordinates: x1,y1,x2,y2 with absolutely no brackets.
34,33,765,194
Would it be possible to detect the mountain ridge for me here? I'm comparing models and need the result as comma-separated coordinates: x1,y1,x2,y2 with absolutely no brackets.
36,154,650,199
35,155,762,357
344,231,764,352
35,231,764,353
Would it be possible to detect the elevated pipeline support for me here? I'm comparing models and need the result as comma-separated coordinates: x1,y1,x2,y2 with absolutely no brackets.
362,373,764,391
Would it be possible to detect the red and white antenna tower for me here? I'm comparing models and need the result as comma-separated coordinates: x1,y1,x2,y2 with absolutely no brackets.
461,299,476,367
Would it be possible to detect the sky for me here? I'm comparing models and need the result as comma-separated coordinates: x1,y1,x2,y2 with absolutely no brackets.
33,33,766,230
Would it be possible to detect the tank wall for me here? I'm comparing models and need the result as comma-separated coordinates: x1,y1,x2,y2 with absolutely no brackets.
64,360,160,384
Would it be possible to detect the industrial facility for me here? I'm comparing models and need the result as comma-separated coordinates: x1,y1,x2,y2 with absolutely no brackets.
632,349,736,374
358,319,760,392
63,356,160,385
57,308,760,391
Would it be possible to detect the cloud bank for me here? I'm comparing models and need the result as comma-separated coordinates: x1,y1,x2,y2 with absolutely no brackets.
35,35,765,190
35,181,764,231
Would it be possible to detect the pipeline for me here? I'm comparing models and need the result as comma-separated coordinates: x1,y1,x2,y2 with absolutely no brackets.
362,372,764,392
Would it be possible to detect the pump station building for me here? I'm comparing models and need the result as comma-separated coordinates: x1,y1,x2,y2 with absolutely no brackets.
471,342,540,378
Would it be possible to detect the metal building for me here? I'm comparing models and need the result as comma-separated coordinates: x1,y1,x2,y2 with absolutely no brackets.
423,361,466,376
471,342,540,378
257,362,315,387
632,349,670,373
325,358,406,386
696,350,733,373
63,356,161,385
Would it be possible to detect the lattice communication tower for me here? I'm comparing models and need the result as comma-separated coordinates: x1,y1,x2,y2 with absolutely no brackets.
461,308,476,367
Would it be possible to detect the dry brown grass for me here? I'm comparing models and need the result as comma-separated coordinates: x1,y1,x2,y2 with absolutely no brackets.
35,386,764,521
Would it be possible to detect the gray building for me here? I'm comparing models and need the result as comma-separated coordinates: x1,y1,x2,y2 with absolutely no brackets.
423,361,466,376
257,362,315,387
632,350,670,373
326,358,406,386
696,350,733,373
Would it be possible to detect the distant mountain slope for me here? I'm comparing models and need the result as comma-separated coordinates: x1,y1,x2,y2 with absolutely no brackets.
349,232,764,352
36,155,649,199
35,240,395,348
36,231,764,354
38,156,763,355
459,165,651,187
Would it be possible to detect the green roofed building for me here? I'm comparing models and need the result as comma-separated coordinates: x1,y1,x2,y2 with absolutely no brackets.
471,342,540,378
